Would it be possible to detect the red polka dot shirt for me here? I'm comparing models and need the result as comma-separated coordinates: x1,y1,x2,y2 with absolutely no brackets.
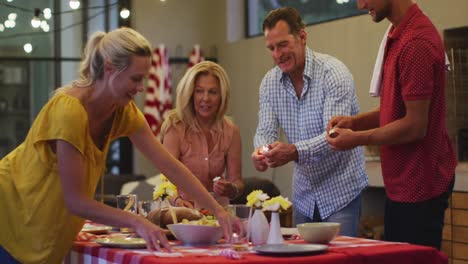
379,4,456,203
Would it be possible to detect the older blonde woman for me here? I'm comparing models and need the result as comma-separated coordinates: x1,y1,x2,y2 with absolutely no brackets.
161,61,244,207
0,28,240,263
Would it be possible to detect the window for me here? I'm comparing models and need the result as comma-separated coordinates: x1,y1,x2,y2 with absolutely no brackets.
0,1,133,174
247,0,365,37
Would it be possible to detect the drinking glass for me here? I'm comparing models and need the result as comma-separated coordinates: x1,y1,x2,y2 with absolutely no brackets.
116,194,138,213
227,204,251,250
116,194,137,232
138,200,153,217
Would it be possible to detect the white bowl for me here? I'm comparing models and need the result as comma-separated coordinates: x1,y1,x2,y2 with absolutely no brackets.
297,222,340,244
167,223,224,245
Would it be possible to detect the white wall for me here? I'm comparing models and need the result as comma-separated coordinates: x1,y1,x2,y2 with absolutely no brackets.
133,0,468,198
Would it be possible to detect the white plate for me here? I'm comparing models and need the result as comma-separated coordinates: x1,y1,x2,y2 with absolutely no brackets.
254,244,328,256
95,237,147,249
81,224,112,234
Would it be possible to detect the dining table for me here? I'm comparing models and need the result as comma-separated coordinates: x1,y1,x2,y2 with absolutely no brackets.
63,233,448,264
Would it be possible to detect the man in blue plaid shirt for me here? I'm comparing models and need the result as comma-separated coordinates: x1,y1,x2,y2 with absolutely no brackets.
252,7,368,236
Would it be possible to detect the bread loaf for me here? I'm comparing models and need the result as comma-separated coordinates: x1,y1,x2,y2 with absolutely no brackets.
146,207,203,228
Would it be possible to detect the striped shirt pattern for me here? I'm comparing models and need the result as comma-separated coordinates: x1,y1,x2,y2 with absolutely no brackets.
254,47,368,219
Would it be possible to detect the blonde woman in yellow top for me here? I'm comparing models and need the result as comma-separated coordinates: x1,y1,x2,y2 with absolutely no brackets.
0,28,239,264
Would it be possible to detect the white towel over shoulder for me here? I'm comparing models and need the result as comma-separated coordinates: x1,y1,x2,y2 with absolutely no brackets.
369,26,392,97
369,25,451,97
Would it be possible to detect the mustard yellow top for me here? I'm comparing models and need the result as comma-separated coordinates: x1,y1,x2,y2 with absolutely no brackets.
0,88,146,264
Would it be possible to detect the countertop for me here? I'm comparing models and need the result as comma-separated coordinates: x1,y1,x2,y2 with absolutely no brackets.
365,161,468,192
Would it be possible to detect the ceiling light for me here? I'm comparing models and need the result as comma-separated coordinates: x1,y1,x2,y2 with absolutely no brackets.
8,13,17,21
5,20,15,28
120,8,130,19
41,21,50,32
31,8,41,28
31,18,41,28
41,24,50,32
24,43,33,54
69,0,80,10
43,8,52,20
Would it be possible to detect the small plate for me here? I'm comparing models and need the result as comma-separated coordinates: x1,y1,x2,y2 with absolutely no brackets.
254,244,328,256
95,237,147,249
81,224,112,234
281,227,299,239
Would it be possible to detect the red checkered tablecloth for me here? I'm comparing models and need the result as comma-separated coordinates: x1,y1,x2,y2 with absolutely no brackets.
63,235,447,264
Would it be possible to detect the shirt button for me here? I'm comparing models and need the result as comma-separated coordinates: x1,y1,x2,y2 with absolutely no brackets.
204,157,208,161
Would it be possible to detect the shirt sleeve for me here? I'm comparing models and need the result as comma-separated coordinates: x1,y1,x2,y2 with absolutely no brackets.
399,39,439,100
32,95,88,162
253,75,279,149
295,61,357,164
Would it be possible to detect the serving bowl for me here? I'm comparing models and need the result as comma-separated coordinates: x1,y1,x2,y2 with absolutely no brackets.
297,222,340,244
167,223,224,245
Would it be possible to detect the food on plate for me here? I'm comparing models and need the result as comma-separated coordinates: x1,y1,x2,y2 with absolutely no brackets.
81,223,112,234
146,207,203,228
181,215,219,227
199,208,212,216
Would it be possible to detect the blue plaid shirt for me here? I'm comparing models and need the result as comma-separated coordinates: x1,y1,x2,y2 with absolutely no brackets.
254,47,368,219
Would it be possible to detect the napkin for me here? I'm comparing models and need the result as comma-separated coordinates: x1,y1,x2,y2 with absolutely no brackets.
218,248,242,259
152,251,184,258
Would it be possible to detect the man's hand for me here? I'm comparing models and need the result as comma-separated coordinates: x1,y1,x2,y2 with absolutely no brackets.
327,116,354,133
326,127,368,150
263,141,298,168
251,147,268,172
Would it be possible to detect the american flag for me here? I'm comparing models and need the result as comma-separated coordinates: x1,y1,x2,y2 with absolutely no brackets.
187,44,205,68
143,44,172,136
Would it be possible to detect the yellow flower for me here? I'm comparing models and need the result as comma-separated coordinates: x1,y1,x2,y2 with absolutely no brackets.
153,181,178,201
246,190,270,208
160,174,169,182
262,195,292,212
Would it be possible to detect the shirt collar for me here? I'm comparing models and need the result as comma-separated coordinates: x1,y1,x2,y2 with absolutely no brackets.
388,3,420,40
279,46,314,83
192,119,223,135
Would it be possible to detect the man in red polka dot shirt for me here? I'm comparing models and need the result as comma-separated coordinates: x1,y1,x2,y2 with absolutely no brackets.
326,0,456,250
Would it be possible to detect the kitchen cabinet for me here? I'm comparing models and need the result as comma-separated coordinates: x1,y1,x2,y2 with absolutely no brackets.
442,191,468,264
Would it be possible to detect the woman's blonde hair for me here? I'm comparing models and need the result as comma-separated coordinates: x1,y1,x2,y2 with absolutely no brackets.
73,27,152,88
161,61,231,135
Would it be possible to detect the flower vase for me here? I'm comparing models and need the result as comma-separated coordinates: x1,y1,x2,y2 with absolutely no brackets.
249,209,269,245
267,212,284,244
